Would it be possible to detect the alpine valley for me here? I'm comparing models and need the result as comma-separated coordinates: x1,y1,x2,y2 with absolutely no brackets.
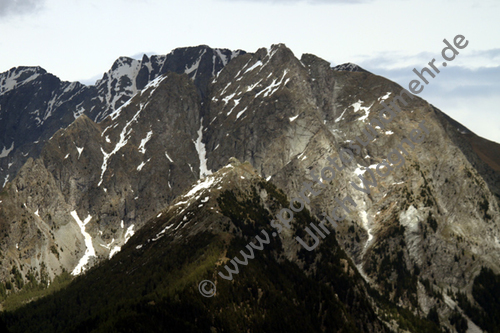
0,44,499,333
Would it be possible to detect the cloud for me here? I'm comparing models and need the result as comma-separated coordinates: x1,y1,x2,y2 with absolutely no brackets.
219,0,373,4
0,0,45,18
352,49,500,99
351,48,500,71
348,50,500,143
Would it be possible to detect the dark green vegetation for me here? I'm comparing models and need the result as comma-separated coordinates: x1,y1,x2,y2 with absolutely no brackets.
1,179,446,332
2,230,226,333
1,270,72,312
0,258,71,312
449,310,468,333
455,267,500,332
365,219,419,307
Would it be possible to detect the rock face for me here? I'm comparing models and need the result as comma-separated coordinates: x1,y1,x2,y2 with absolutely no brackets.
0,46,244,191
0,43,499,332
332,62,370,73
2,159,397,332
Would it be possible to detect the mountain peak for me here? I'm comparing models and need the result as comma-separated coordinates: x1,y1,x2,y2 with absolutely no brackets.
110,56,139,72
254,43,296,64
0,66,47,94
332,62,369,73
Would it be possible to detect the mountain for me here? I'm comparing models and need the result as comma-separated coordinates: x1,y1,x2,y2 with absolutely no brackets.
0,43,499,332
332,62,370,73
0,46,244,191
2,159,440,332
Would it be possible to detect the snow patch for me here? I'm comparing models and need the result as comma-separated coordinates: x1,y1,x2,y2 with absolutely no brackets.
125,224,135,243
215,49,228,66
335,109,348,122
222,92,236,106
353,165,366,177
0,142,14,158
2,175,10,187
99,102,146,186
246,79,263,92
236,106,248,119
138,130,153,154
255,70,289,98
194,120,211,178
71,212,95,276
109,224,135,258
227,98,240,116
137,159,151,171
0,68,41,94
152,223,174,242
185,176,216,198
243,61,263,74
109,246,121,259
165,151,174,163
76,146,84,158
360,210,373,245
351,100,373,122
185,49,206,79
378,92,391,101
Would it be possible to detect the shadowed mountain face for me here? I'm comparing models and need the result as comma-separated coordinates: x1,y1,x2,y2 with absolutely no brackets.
0,43,499,332
0,46,244,191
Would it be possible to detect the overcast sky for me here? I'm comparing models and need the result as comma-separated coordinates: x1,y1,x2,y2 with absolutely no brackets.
1,0,498,143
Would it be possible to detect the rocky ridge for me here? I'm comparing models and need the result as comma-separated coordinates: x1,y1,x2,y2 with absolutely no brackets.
0,46,243,190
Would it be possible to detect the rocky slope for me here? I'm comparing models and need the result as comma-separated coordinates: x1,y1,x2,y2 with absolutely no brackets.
0,43,499,332
0,46,243,190
3,159,441,332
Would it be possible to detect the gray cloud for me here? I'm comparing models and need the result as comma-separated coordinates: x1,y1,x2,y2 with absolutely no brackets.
0,0,45,18
350,51,500,143
220,0,373,4
354,49,500,99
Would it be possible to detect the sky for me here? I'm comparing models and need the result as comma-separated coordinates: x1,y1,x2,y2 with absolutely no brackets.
0,0,499,143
